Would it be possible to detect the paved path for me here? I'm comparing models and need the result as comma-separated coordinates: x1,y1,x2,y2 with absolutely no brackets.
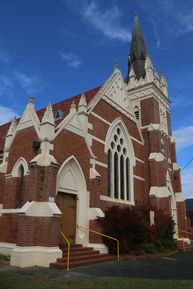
0,251,193,280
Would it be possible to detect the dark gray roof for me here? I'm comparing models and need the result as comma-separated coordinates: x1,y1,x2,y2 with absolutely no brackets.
126,15,147,82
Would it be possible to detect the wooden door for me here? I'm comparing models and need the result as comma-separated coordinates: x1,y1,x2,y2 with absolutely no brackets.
56,192,77,244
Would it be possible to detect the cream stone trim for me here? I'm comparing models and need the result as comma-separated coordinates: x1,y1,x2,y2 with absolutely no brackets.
173,162,180,171
140,125,150,130
175,192,184,202
11,157,29,177
90,112,111,126
10,246,62,268
0,208,20,216
85,243,108,254
130,136,143,145
148,123,161,131
19,201,61,217
90,168,101,179
30,153,59,167
150,211,155,225
149,186,171,198
90,134,105,145
0,162,8,173
127,82,169,109
170,136,176,144
89,208,104,220
95,160,107,168
0,242,16,255
100,195,135,206
134,175,145,182
90,159,107,168
17,100,41,138
149,152,165,162
57,156,89,245
88,122,93,130
135,157,145,164
88,69,135,121
53,110,84,141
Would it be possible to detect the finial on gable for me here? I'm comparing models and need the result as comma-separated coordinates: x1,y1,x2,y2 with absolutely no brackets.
70,100,77,113
114,59,119,72
41,101,55,126
79,93,87,107
29,96,34,103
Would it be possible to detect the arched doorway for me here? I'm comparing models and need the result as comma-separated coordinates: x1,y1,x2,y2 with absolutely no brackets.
56,156,89,245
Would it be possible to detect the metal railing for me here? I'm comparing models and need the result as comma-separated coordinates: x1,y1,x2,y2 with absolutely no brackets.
178,229,193,252
60,230,71,271
77,224,120,261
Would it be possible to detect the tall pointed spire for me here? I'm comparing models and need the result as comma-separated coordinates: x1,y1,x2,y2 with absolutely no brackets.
126,14,147,82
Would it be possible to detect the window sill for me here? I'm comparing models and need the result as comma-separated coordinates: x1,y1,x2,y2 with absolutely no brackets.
100,195,135,206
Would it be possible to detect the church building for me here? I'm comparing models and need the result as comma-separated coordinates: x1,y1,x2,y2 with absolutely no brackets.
0,15,187,267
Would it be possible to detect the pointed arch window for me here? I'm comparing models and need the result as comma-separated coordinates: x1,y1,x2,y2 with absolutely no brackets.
107,126,131,201
17,165,24,208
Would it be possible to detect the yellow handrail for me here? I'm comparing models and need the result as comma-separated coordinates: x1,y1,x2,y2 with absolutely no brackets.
60,230,70,271
77,224,120,261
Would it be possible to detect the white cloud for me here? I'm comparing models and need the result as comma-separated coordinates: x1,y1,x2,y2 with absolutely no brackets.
64,0,131,42
59,51,83,67
177,11,193,34
14,71,42,94
173,125,193,150
181,166,193,199
139,0,193,41
83,1,131,42
0,105,18,125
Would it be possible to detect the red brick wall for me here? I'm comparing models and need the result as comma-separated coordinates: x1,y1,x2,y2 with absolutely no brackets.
0,214,18,243
17,215,60,247
177,202,188,231
53,130,90,186
150,197,170,212
91,100,142,141
7,127,38,174
141,97,160,126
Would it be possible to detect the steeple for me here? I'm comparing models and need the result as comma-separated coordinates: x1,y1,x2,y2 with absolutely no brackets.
126,14,147,82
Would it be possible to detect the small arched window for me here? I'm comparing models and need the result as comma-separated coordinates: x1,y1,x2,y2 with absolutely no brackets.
17,165,24,208
107,126,131,201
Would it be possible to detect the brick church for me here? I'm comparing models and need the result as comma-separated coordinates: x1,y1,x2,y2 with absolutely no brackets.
0,15,187,267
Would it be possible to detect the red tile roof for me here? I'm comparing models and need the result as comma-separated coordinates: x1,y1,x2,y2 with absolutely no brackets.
0,86,100,152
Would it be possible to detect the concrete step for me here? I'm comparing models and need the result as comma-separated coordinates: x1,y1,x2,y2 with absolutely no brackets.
62,250,100,258
58,252,108,263
50,255,116,269
49,244,117,269
62,247,94,255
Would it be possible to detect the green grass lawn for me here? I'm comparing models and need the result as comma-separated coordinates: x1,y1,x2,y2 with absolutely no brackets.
0,272,193,289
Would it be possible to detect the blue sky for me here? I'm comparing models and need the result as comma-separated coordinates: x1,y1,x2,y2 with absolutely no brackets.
0,0,193,198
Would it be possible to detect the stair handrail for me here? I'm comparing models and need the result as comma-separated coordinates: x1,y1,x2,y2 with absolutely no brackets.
77,224,120,261
178,229,193,238
60,230,71,271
